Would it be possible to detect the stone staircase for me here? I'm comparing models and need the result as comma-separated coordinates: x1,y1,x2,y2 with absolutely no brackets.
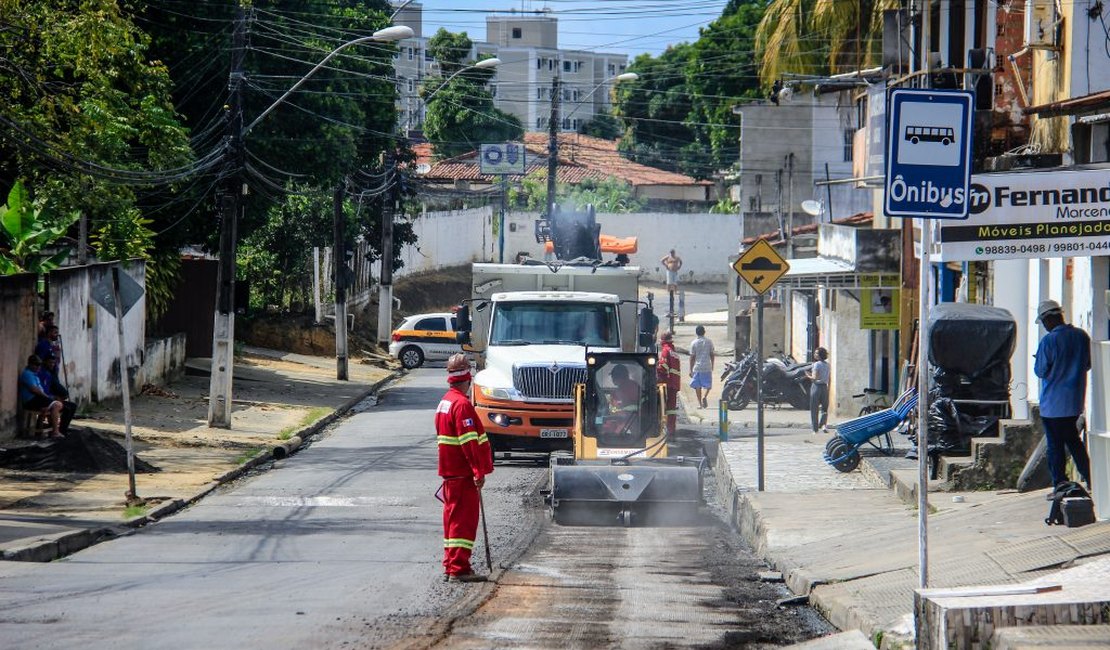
936,418,1042,490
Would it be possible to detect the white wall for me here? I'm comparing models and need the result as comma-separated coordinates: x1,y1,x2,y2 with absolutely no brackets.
388,206,495,278
502,210,746,284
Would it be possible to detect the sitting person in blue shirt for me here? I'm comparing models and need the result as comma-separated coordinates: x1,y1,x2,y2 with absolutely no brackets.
38,354,76,433
18,355,64,438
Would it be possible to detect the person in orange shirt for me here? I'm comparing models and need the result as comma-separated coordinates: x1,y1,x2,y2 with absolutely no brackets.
436,354,495,582
656,331,681,436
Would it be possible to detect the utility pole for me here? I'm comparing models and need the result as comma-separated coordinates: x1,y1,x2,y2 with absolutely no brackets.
546,75,560,215
786,153,795,259
208,6,248,428
775,168,785,248
333,182,349,380
376,152,398,347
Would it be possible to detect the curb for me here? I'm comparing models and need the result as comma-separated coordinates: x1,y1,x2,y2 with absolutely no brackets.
0,372,400,563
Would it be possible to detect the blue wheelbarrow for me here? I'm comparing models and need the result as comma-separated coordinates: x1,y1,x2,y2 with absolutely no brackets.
823,389,918,472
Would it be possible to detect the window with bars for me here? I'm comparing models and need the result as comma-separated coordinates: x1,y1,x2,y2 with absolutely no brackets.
843,129,855,162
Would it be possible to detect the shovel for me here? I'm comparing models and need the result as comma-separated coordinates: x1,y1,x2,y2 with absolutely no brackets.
478,488,492,572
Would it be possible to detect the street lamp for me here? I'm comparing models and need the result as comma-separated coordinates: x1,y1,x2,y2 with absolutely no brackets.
208,23,413,427
245,26,413,135
377,57,502,349
563,72,638,122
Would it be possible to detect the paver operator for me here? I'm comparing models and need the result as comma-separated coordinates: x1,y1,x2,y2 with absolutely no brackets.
436,353,495,583
657,331,681,436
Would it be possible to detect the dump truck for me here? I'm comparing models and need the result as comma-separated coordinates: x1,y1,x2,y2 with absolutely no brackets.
548,351,705,526
454,205,656,457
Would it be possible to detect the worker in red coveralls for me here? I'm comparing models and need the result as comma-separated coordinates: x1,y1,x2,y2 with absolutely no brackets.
436,353,495,583
657,331,681,436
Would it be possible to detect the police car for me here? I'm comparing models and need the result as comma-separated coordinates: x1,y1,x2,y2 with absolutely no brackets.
389,312,460,369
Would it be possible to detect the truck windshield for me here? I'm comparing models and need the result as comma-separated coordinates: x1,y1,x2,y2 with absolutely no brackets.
490,302,619,347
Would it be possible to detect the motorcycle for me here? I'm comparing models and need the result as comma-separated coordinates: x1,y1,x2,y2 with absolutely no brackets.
719,350,813,411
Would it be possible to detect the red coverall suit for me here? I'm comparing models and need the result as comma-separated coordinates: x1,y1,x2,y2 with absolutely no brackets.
657,340,682,435
436,385,495,577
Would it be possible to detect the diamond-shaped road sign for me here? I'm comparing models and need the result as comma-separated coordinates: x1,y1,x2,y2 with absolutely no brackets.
733,239,789,295
91,268,145,317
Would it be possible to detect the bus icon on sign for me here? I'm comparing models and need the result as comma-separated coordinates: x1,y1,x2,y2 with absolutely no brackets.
905,125,954,146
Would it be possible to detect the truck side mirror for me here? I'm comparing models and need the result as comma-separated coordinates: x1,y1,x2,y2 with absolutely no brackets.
455,304,471,345
637,306,656,349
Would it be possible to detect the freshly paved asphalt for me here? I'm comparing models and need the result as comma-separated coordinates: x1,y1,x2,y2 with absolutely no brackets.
0,369,542,649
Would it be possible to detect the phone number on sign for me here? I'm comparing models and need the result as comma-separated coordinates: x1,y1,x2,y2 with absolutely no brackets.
974,241,1110,256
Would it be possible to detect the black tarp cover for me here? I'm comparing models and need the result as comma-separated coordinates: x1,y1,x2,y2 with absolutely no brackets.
927,303,1016,374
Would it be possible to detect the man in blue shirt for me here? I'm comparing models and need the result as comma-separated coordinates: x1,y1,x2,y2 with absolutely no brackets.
1033,299,1091,488
18,355,64,438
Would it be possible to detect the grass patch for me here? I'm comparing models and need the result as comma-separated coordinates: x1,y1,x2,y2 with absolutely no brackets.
235,447,265,465
277,406,331,440
123,504,148,519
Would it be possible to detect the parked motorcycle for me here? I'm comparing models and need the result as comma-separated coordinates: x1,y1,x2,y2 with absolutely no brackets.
719,350,813,411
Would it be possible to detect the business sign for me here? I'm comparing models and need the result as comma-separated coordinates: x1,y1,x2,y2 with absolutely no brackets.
884,89,974,219
859,274,900,330
733,239,789,295
938,168,1110,261
479,142,526,175
865,83,886,178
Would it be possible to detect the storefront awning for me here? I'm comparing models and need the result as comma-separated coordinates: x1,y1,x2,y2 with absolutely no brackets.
779,256,900,290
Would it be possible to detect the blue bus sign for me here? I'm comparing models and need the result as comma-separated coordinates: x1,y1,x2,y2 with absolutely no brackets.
884,89,973,219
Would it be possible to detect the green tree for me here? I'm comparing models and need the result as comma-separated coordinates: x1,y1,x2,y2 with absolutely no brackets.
755,0,898,89
423,29,523,159
0,181,78,275
578,112,623,140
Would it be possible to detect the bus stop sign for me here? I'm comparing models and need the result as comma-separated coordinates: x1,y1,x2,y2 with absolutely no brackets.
884,89,973,219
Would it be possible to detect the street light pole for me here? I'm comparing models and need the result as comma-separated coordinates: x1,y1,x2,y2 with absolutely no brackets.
546,72,637,215
375,56,501,347
206,22,413,426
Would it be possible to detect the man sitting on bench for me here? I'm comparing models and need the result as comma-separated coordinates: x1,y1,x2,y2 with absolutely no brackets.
18,354,64,439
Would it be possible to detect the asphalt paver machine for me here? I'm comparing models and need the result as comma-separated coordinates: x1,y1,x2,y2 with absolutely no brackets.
547,352,706,526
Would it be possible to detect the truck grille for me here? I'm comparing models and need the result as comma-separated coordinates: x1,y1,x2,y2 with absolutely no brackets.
513,364,587,400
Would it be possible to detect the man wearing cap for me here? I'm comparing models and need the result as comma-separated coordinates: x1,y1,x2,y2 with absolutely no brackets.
1033,299,1092,488
436,353,494,582
656,331,681,436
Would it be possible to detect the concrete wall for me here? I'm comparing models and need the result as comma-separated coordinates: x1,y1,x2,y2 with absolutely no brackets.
0,274,39,434
48,261,146,405
821,291,870,417
136,333,187,388
393,206,495,277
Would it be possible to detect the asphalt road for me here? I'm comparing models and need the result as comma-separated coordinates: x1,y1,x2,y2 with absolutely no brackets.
0,369,543,649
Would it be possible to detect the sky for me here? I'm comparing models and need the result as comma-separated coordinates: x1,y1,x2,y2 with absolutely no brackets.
410,0,731,58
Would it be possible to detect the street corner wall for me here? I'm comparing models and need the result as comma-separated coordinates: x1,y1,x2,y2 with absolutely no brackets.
137,332,186,388
0,273,39,438
48,261,146,405
397,206,493,276
823,290,869,417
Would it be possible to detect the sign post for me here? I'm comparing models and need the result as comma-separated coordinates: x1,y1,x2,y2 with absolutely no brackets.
480,143,526,263
885,88,974,589
732,239,790,492
92,266,145,503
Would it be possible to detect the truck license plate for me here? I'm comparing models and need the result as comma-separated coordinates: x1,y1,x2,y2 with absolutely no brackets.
539,428,568,439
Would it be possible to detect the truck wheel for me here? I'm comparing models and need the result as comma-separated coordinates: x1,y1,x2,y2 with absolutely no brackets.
399,346,424,369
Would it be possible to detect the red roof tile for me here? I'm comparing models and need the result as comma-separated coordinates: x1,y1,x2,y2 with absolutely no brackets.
418,132,710,188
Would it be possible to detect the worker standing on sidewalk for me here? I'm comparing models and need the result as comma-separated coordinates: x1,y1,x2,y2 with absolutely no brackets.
436,354,494,583
657,331,681,436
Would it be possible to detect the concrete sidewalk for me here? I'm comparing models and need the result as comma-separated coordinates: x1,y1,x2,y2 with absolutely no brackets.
713,428,1110,648
0,348,394,562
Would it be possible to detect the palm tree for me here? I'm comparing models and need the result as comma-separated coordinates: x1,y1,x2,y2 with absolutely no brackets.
755,0,901,89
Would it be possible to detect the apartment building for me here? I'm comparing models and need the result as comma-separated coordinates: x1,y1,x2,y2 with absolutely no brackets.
391,3,628,135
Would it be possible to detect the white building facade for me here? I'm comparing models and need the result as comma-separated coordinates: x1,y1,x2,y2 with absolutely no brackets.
391,4,628,135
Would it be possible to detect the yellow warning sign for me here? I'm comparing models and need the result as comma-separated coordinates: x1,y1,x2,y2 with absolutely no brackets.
733,239,790,295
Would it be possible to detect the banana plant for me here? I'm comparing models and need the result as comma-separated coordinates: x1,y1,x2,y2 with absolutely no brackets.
0,181,78,275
